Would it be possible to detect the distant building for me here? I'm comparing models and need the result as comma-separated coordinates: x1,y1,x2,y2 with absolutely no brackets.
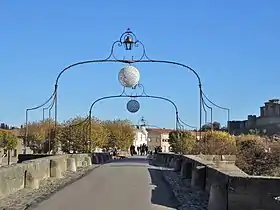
146,128,173,153
133,125,148,148
228,99,280,135
146,128,205,152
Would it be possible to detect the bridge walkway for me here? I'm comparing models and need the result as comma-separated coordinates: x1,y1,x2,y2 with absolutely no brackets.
32,156,179,210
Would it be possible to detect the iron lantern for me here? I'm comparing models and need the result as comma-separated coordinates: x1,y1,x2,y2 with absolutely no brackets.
123,35,133,50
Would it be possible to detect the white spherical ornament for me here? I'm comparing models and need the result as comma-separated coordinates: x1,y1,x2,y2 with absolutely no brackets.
118,66,140,88
127,99,140,113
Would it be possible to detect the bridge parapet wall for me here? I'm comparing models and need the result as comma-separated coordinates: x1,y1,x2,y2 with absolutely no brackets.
0,152,111,199
155,153,280,210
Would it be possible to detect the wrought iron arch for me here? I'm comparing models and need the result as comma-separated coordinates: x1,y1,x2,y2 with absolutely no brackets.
65,85,190,152
24,29,230,152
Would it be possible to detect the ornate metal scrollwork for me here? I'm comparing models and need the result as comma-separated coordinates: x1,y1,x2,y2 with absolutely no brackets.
121,83,147,97
24,28,231,154
109,28,150,61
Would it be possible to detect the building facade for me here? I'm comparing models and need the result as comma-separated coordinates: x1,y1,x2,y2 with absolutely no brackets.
146,128,173,153
228,99,280,135
133,125,148,148
146,128,205,152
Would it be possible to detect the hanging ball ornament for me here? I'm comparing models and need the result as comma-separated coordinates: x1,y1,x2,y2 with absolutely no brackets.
118,65,140,88
127,99,140,113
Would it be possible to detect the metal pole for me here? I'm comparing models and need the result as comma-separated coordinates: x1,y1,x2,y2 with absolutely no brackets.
175,111,179,130
54,85,58,152
227,109,230,132
54,85,58,128
204,109,208,124
210,108,213,131
42,108,46,153
89,111,92,152
42,109,45,122
48,108,52,154
199,85,202,140
180,131,183,155
24,109,28,154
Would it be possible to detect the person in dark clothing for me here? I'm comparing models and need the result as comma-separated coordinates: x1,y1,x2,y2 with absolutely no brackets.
130,145,135,156
140,144,144,156
113,147,118,156
137,146,140,155
154,147,158,154
144,144,148,155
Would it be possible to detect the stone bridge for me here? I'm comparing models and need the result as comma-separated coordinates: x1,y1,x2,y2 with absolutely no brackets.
0,152,279,210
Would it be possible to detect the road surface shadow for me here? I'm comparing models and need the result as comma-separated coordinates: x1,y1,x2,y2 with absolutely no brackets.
148,167,179,209
111,156,149,164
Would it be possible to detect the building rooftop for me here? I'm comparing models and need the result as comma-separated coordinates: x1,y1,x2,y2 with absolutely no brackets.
146,128,174,134
146,128,204,136
265,99,280,104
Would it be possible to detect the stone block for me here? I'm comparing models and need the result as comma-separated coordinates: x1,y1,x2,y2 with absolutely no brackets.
174,158,183,172
208,182,228,210
50,159,62,178
0,164,25,197
99,154,104,164
92,153,108,164
169,157,174,168
180,161,192,179
82,160,88,167
67,158,76,172
84,156,92,166
191,165,206,189
92,154,99,164
24,170,39,190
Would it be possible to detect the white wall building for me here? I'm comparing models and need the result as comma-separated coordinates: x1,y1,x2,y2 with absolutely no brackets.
133,125,148,147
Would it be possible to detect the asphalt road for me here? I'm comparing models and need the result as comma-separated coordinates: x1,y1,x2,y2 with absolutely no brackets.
32,156,179,210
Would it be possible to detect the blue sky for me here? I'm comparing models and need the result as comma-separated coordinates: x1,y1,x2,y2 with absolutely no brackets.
1,1,279,129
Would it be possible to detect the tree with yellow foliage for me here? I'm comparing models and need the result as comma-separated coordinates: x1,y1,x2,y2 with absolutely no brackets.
23,116,135,154
169,130,198,154
57,117,89,153
198,131,236,155
102,119,135,151
0,130,18,165
20,119,55,153
0,130,18,150
56,116,109,153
